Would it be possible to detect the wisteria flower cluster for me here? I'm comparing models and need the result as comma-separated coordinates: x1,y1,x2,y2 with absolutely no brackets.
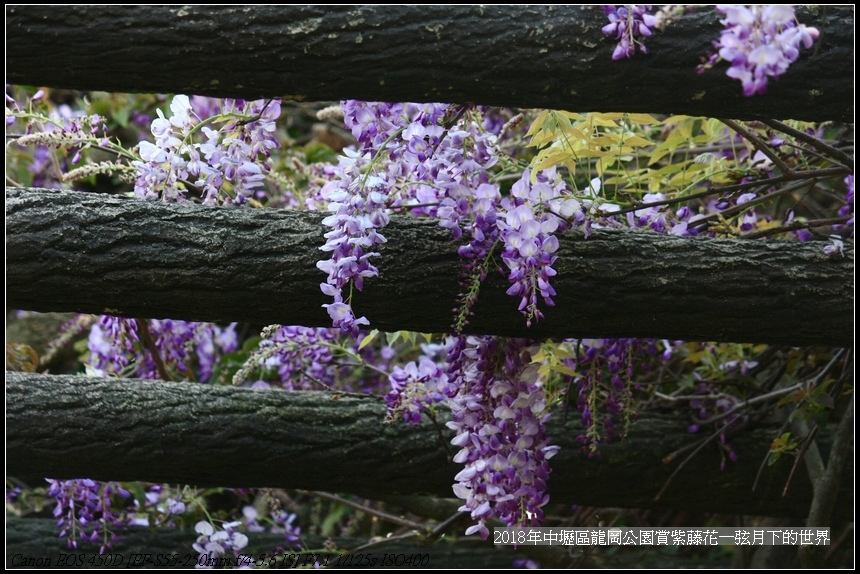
234,324,392,394
87,315,237,382
6,91,128,186
688,381,742,471
602,5,657,60
192,520,249,569
47,479,132,553
316,102,458,335
385,357,450,424
569,338,660,455
133,95,281,205
316,153,391,335
498,170,572,327
445,336,559,539
702,5,819,96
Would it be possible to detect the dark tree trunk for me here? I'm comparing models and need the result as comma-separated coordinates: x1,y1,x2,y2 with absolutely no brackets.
6,373,853,520
5,515,744,569
6,188,853,346
2,516,538,569
5,5,853,122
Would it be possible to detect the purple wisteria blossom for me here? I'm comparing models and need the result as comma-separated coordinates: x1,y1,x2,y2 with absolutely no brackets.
233,324,393,393
498,169,582,326
133,94,280,204
688,380,742,470
602,5,657,60
47,479,132,553
319,100,504,334
701,5,819,96
86,315,237,382
385,357,450,424
192,520,249,569
840,173,854,235
446,336,558,539
568,338,660,455
317,154,390,335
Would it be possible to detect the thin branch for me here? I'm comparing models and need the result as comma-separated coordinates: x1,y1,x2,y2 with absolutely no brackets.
304,491,427,532
655,391,732,402
606,167,848,217
761,118,855,171
426,511,470,542
740,217,851,240
783,424,820,497
654,423,728,501
697,381,804,426
134,318,172,382
752,418,791,493
690,179,815,232
721,119,792,175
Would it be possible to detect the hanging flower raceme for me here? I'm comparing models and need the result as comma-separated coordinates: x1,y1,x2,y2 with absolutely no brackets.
47,479,132,553
497,170,579,327
446,336,558,539
317,151,390,336
602,5,657,60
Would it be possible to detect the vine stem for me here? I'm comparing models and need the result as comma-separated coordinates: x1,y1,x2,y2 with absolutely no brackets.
134,318,172,382
602,167,848,216
760,118,854,171
303,490,427,532
720,118,792,175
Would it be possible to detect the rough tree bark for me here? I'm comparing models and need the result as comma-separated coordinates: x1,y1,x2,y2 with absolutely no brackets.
6,373,853,520
3,516,539,569
5,5,853,122
5,515,738,569
6,188,853,346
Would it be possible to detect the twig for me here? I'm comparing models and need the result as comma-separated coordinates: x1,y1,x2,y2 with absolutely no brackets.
740,216,851,240
654,423,728,501
697,380,804,426
721,118,792,175
761,118,854,171
751,418,791,493
348,530,420,553
654,391,730,402
783,424,819,497
304,491,427,532
134,318,172,381
426,511,470,542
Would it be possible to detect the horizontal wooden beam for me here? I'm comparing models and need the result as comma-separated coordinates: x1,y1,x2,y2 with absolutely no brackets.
6,373,852,519
6,188,853,346
5,5,853,122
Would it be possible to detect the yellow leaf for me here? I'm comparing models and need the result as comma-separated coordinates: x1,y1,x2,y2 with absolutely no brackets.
526,129,557,148
591,135,622,146
623,135,654,147
560,111,586,121
385,330,402,346
626,113,661,125
525,110,550,138
358,329,379,350
554,365,579,377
